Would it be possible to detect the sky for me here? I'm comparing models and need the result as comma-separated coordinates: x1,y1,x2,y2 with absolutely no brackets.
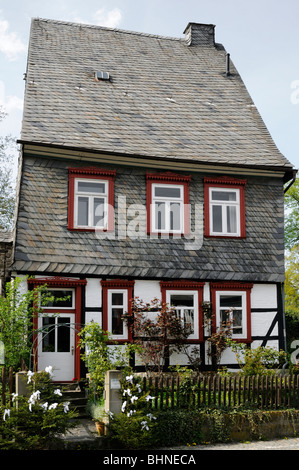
0,0,298,173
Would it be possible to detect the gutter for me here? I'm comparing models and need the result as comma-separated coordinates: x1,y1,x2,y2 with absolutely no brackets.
284,169,297,193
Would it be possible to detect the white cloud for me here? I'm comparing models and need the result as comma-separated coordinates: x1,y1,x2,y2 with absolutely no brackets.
0,12,26,61
0,81,23,115
74,7,122,28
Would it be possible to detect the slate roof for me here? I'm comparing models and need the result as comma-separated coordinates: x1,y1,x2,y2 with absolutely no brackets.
20,18,293,172
12,157,285,282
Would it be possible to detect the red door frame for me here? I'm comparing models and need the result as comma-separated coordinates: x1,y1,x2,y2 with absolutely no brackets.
28,277,87,381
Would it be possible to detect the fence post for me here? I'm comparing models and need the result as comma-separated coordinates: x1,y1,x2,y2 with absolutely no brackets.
1,366,6,405
104,370,122,417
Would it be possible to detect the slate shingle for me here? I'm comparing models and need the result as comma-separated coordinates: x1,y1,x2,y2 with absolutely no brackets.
19,18,293,171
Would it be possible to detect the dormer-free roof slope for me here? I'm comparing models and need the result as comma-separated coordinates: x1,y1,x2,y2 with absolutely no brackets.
20,18,293,173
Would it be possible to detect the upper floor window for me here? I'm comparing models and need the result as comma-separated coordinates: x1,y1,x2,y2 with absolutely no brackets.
146,172,191,235
204,176,246,238
68,167,116,231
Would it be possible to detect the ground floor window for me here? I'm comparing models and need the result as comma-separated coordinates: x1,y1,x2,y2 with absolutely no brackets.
101,280,135,342
210,282,253,342
160,281,204,341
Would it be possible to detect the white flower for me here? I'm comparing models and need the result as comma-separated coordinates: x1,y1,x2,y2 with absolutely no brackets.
121,401,127,413
3,409,10,421
63,402,70,413
123,388,132,397
27,370,34,384
40,402,48,412
49,403,58,410
126,375,134,384
45,366,54,378
146,413,157,421
127,409,136,417
54,389,62,397
106,410,114,420
28,390,41,411
141,420,149,431
137,384,142,393
131,395,138,404
11,393,18,402
145,394,154,401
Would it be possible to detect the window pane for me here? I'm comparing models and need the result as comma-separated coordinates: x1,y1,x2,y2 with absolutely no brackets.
154,186,181,198
184,309,194,332
112,308,124,335
155,201,165,230
78,181,106,194
111,293,124,306
94,197,105,227
220,295,242,308
170,202,181,231
227,206,237,233
57,317,71,352
232,310,242,334
42,317,55,352
212,205,222,232
170,294,194,307
211,190,237,201
77,197,89,226
43,290,73,308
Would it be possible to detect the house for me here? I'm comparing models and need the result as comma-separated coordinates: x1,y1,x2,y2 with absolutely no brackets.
10,18,295,381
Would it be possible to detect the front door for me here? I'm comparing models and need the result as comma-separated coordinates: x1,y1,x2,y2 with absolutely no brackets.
38,313,75,381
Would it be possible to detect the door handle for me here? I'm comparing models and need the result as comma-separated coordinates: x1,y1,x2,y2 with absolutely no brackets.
71,346,74,355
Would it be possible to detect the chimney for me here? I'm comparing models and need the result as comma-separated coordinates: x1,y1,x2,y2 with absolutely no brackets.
184,22,215,46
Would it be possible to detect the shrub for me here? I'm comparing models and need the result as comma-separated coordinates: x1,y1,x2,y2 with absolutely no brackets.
0,367,78,449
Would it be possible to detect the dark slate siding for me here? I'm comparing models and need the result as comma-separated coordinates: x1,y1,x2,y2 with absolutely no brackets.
12,156,285,282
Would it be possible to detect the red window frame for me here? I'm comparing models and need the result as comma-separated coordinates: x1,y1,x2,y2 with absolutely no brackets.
146,172,191,236
27,277,87,381
68,167,116,232
101,279,135,343
160,280,205,342
210,281,253,343
204,176,247,238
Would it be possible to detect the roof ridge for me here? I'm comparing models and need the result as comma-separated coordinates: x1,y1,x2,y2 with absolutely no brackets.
32,17,183,42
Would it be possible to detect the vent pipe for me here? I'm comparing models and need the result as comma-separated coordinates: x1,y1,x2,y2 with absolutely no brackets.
226,53,230,76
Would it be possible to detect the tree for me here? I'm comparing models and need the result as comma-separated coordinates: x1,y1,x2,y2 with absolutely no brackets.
0,107,17,230
127,297,200,375
285,178,299,250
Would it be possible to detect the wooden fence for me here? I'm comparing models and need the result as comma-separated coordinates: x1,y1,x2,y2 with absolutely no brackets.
140,374,299,411
1,366,14,407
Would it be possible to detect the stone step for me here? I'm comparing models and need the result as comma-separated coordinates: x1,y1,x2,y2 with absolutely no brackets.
54,382,89,418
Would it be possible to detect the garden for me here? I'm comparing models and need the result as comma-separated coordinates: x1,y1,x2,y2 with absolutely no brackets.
1,280,299,449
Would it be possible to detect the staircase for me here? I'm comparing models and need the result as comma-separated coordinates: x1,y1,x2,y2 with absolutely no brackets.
55,382,88,418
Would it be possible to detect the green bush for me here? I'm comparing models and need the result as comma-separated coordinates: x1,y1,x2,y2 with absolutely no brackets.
0,368,78,449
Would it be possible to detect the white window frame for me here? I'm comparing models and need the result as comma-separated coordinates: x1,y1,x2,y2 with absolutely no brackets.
74,178,108,229
107,289,128,340
166,290,199,340
215,290,247,339
209,187,240,236
39,288,75,310
151,183,184,234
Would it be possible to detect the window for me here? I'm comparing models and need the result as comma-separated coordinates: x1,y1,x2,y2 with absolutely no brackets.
68,167,116,231
167,291,197,339
146,172,191,235
41,288,74,309
204,177,246,238
210,282,253,342
160,281,204,342
101,280,135,342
